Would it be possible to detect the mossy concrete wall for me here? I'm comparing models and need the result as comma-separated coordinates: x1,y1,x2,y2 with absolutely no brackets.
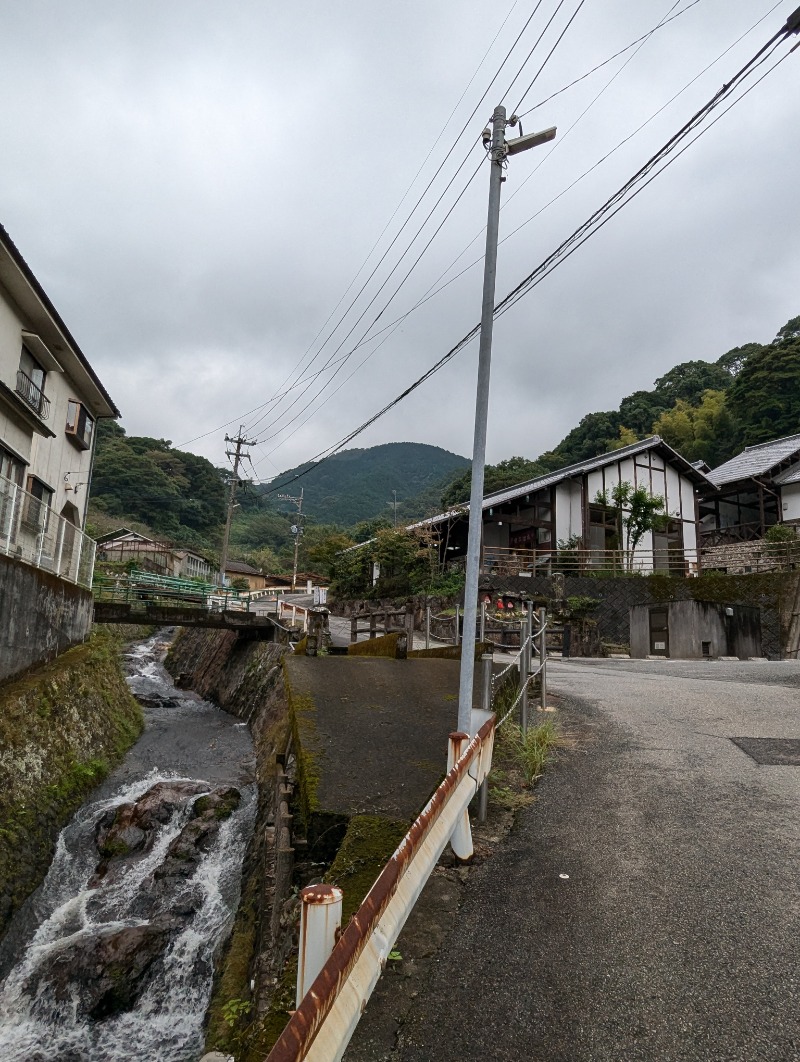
0,553,93,683
164,628,291,1062
0,629,143,940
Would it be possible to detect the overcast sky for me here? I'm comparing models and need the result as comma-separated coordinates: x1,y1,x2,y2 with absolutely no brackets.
1,0,798,490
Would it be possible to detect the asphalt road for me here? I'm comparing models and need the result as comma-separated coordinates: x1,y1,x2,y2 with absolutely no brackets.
390,659,800,1062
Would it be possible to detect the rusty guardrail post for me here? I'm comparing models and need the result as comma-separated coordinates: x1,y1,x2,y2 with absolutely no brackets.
297,884,344,1006
425,605,431,649
447,732,472,860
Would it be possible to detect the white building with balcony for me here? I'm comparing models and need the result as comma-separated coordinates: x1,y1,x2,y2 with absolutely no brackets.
0,223,119,589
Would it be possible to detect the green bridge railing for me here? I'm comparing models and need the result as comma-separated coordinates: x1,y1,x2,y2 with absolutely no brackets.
92,569,250,612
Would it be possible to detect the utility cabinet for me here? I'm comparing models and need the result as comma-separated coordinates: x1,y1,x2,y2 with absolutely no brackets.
630,601,762,660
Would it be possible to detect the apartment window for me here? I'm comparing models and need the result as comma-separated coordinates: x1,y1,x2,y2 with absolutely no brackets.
17,345,50,419
23,475,53,530
65,400,95,449
0,444,25,487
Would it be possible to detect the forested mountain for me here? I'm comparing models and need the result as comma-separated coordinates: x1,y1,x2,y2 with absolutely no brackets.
442,312,800,507
88,421,226,547
87,432,469,573
252,442,469,526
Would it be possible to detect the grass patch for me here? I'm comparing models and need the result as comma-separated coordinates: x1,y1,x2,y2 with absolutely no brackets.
496,719,562,785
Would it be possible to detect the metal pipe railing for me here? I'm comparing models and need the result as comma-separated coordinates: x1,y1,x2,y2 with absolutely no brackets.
0,473,95,588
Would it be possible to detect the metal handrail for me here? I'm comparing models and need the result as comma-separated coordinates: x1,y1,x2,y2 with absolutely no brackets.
0,472,95,588
15,369,51,420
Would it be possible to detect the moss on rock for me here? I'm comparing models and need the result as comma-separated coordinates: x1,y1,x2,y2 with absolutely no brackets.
0,628,143,939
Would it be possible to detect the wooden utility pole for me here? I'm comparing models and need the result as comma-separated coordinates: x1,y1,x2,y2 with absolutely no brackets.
219,427,257,586
278,488,304,591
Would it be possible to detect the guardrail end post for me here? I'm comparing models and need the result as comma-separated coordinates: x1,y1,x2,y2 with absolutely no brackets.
447,732,473,862
297,884,344,1007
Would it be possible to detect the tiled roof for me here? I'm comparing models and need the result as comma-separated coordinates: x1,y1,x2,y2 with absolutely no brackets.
708,434,800,486
407,435,711,531
224,560,263,575
774,462,800,486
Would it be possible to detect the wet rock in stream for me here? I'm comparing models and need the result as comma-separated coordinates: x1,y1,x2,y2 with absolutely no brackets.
27,916,181,1021
45,781,245,1018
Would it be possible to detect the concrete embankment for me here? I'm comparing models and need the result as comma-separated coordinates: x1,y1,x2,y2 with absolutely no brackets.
0,626,145,940
164,628,292,1061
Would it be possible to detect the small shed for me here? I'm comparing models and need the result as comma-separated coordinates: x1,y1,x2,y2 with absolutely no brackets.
630,601,762,660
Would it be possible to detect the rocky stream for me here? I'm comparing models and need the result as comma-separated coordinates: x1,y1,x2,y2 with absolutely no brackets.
0,632,256,1061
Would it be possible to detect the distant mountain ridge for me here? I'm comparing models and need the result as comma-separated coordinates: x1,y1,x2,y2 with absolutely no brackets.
258,441,469,526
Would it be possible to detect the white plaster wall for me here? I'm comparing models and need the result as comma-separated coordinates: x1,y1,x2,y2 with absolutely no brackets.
553,481,580,542
0,287,95,525
781,482,800,521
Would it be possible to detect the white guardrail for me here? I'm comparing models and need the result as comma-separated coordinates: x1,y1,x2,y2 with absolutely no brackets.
0,473,96,589
279,599,310,631
266,715,495,1062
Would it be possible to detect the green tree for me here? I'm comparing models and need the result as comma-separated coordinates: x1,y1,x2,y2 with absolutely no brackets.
716,342,765,378
551,411,622,465
774,315,800,344
618,390,671,435
606,426,640,451
652,389,737,466
441,456,547,508
305,531,356,577
653,360,731,405
727,337,800,446
595,482,666,571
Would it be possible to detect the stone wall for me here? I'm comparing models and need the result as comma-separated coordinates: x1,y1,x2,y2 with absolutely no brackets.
0,630,143,941
0,553,93,683
480,571,800,659
164,629,293,1060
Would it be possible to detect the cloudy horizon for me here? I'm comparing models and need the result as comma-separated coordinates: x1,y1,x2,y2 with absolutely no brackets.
1,0,798,488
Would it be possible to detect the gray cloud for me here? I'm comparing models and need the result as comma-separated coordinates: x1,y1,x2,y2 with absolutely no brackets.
1,0,797,490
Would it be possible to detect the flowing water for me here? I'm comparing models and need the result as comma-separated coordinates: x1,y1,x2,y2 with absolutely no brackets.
0,633,256,1061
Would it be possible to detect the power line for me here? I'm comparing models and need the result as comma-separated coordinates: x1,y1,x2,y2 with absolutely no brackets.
247,1,588,453
255,13,798,498
242,1,525,436
516,0,704,118
242,0,553,439
360,0,785,345
177,2,777,458
509,0,590,115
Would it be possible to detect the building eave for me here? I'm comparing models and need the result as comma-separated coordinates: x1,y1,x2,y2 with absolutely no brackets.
0,223,121,419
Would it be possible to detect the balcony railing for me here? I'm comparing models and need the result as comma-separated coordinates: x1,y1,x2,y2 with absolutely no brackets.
0,473,96,588
481,544,697,577
15,370,51,420
479,539,800,577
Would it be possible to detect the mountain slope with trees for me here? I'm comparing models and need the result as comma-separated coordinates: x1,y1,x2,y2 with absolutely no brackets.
254,442,469,526
443,312,800,507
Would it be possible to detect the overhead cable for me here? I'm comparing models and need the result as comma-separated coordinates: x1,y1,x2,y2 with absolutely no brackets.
256,15,797,497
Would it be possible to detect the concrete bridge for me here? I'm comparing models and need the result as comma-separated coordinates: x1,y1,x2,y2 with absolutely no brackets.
92,599,282,636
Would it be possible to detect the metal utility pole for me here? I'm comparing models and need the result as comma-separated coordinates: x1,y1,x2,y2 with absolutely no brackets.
456,108,556,734
278,487,304,591
392,490,398,527
219,426,258,586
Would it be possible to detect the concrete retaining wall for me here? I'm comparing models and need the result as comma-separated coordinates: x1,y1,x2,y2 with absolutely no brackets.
0,554,93,683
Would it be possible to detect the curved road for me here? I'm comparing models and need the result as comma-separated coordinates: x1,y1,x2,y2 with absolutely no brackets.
387,659,800,1061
